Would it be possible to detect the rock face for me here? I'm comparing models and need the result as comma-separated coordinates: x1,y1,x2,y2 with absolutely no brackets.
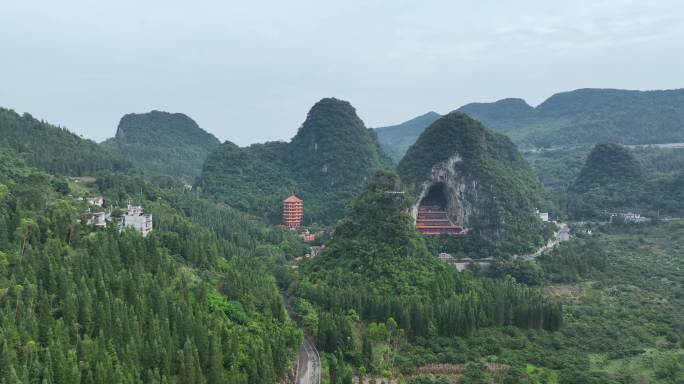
410,155,473,226
398,112,552,251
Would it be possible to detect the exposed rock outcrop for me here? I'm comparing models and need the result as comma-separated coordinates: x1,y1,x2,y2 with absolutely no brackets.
410,155,473,227
398,112,553,252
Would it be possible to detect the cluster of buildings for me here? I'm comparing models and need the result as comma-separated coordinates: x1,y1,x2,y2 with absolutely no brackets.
609,212,648,223
84,197,153,237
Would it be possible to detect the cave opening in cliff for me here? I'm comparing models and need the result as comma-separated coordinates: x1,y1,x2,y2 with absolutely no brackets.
421,183,449,210
416,183,465,235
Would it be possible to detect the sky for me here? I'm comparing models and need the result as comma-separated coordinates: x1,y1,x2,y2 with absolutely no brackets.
1,0,683,145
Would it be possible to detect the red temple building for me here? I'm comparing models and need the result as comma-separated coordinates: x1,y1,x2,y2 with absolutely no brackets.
283,194,303,228
414,183,466,236
415,205,466,236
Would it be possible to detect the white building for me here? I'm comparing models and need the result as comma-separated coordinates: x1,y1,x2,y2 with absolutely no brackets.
87,211,108,228
119,204,153,237
86,196,104,207
536,209,550,222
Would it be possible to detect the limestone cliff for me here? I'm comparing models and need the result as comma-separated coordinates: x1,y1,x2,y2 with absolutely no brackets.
398,112,552,252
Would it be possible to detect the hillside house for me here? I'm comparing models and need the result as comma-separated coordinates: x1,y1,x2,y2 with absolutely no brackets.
87,211,108,228
119,204,153,237
536,209,550,222
298,229,316,242
309,246,323,258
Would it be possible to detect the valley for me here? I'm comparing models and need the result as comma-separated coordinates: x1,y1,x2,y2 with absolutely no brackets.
1,87,683,384
3,1,684,382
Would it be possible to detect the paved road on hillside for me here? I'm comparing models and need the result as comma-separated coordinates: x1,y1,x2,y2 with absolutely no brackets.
281,290,321,384
297,336,321,384
514,222,569,261
521,142,684,154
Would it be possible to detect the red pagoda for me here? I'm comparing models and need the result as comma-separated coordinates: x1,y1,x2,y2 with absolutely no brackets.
282,194,303,228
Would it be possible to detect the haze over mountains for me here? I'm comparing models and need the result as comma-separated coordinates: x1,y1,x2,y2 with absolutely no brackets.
374,111,441,163
376,88,684,163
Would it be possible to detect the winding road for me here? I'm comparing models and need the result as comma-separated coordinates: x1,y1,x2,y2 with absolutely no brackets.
281,290,322,384
514,222,569,261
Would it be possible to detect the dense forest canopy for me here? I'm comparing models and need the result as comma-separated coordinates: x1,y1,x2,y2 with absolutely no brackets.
102,111,220,182
197,98,392,224
3,88,684,383
0,147,304,383
0,107,131,176
289,171,561,382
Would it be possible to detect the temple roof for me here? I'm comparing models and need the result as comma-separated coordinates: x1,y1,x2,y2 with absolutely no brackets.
283,194,302,203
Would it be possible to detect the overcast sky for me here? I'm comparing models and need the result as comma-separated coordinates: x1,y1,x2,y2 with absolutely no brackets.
1,1,683,145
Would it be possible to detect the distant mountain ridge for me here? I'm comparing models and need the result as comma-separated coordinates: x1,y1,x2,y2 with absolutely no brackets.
102,110,220,182
374,111,441,163
375,88,684,162
197,98,391,224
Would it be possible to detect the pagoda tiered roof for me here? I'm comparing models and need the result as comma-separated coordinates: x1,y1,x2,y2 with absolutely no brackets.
415,206,466,236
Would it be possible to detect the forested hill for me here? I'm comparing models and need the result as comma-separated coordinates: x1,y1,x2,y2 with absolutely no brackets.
567,143,684,218
0,147,304,383
102,111,220,182
291,172,561,380
300,170,455,295
0,107,131,175
463,88,684,147
197,98,391,224
571,143,645,191
398,112,553,253
375,88,684,161
374,111,441,163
